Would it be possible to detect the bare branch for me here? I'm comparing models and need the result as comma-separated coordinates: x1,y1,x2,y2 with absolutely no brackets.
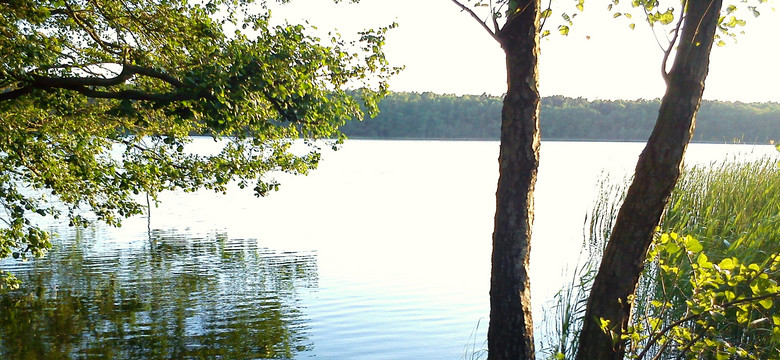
450,0,500,43
636,291,780,360
539,0,553,33
64,0,124,55
662,1,688,82
490,0,499,33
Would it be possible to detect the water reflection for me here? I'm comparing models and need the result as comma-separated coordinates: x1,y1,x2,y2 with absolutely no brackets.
0,227,317,359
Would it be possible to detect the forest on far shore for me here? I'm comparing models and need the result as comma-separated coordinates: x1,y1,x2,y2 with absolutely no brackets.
341,92,779,143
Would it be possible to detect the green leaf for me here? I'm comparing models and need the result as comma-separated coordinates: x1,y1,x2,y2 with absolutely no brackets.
686,236,703,253
719,258,736,270
658,10,674,25
558,25,570,36
665,241,681,255
697,253,712,269
759,298,773,309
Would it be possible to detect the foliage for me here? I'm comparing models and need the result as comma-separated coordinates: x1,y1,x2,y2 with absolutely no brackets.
625,233,780,360
608,0,768,48
0,0,398,274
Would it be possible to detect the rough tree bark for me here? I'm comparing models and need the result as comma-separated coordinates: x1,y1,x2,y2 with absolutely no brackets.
575,1,724,359
488,1,542,359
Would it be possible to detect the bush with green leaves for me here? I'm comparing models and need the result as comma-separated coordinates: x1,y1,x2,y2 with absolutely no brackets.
626,233,779,359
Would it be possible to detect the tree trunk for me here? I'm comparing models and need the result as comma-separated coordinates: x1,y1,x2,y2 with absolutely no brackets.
488,2,541,360
575,1,723,359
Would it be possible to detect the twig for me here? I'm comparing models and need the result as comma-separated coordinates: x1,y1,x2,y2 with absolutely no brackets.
450,0,500,42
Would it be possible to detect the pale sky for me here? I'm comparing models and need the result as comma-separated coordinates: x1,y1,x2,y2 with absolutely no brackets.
269,0,779,102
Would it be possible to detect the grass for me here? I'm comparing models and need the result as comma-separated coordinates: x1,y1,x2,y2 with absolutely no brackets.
461,317,488,360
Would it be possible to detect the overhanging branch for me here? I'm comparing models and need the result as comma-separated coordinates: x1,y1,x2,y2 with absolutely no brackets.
1,63,187,101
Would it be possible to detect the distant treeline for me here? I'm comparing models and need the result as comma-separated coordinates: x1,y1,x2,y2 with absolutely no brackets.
341,92,779,143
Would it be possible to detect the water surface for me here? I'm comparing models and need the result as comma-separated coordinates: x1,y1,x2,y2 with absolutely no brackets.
1,140,774,359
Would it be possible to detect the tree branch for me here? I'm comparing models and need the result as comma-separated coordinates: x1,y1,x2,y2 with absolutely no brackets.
30,68,135,88
490,0,500,33
637,291,780,360
450,0,500,43
0,87,33,101
662,1,688,82
1,63,186,101
70,87,198,102
539,0,553,33
64,0,123,55
124,64,185,88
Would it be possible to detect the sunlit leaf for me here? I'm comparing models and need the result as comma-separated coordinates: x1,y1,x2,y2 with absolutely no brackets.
759,298,773,309
719,258,736,270
686,236,703,253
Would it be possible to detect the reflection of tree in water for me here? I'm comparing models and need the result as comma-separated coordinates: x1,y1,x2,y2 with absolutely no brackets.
0,227,318,359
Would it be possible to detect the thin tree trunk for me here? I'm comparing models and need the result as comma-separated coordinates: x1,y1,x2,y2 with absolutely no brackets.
488,2,541,359
575,1,723,359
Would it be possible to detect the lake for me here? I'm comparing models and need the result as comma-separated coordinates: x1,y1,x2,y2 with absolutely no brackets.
0,140,775,359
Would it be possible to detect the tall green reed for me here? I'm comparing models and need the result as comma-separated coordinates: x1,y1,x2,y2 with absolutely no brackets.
539,173,630,359
635,154,780,359
541,152,780,359
663,155,780,262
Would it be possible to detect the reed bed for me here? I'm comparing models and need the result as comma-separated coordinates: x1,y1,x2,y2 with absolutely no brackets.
663,155,780,262
541,153,780,360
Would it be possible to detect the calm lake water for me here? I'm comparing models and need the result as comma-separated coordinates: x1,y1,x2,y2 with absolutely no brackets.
1,140,776,359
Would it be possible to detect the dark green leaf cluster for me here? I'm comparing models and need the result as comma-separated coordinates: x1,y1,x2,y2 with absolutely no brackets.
0,0,398,265
342,92,779,143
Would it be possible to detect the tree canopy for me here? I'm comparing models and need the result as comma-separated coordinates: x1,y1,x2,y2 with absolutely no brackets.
0,0,398,279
